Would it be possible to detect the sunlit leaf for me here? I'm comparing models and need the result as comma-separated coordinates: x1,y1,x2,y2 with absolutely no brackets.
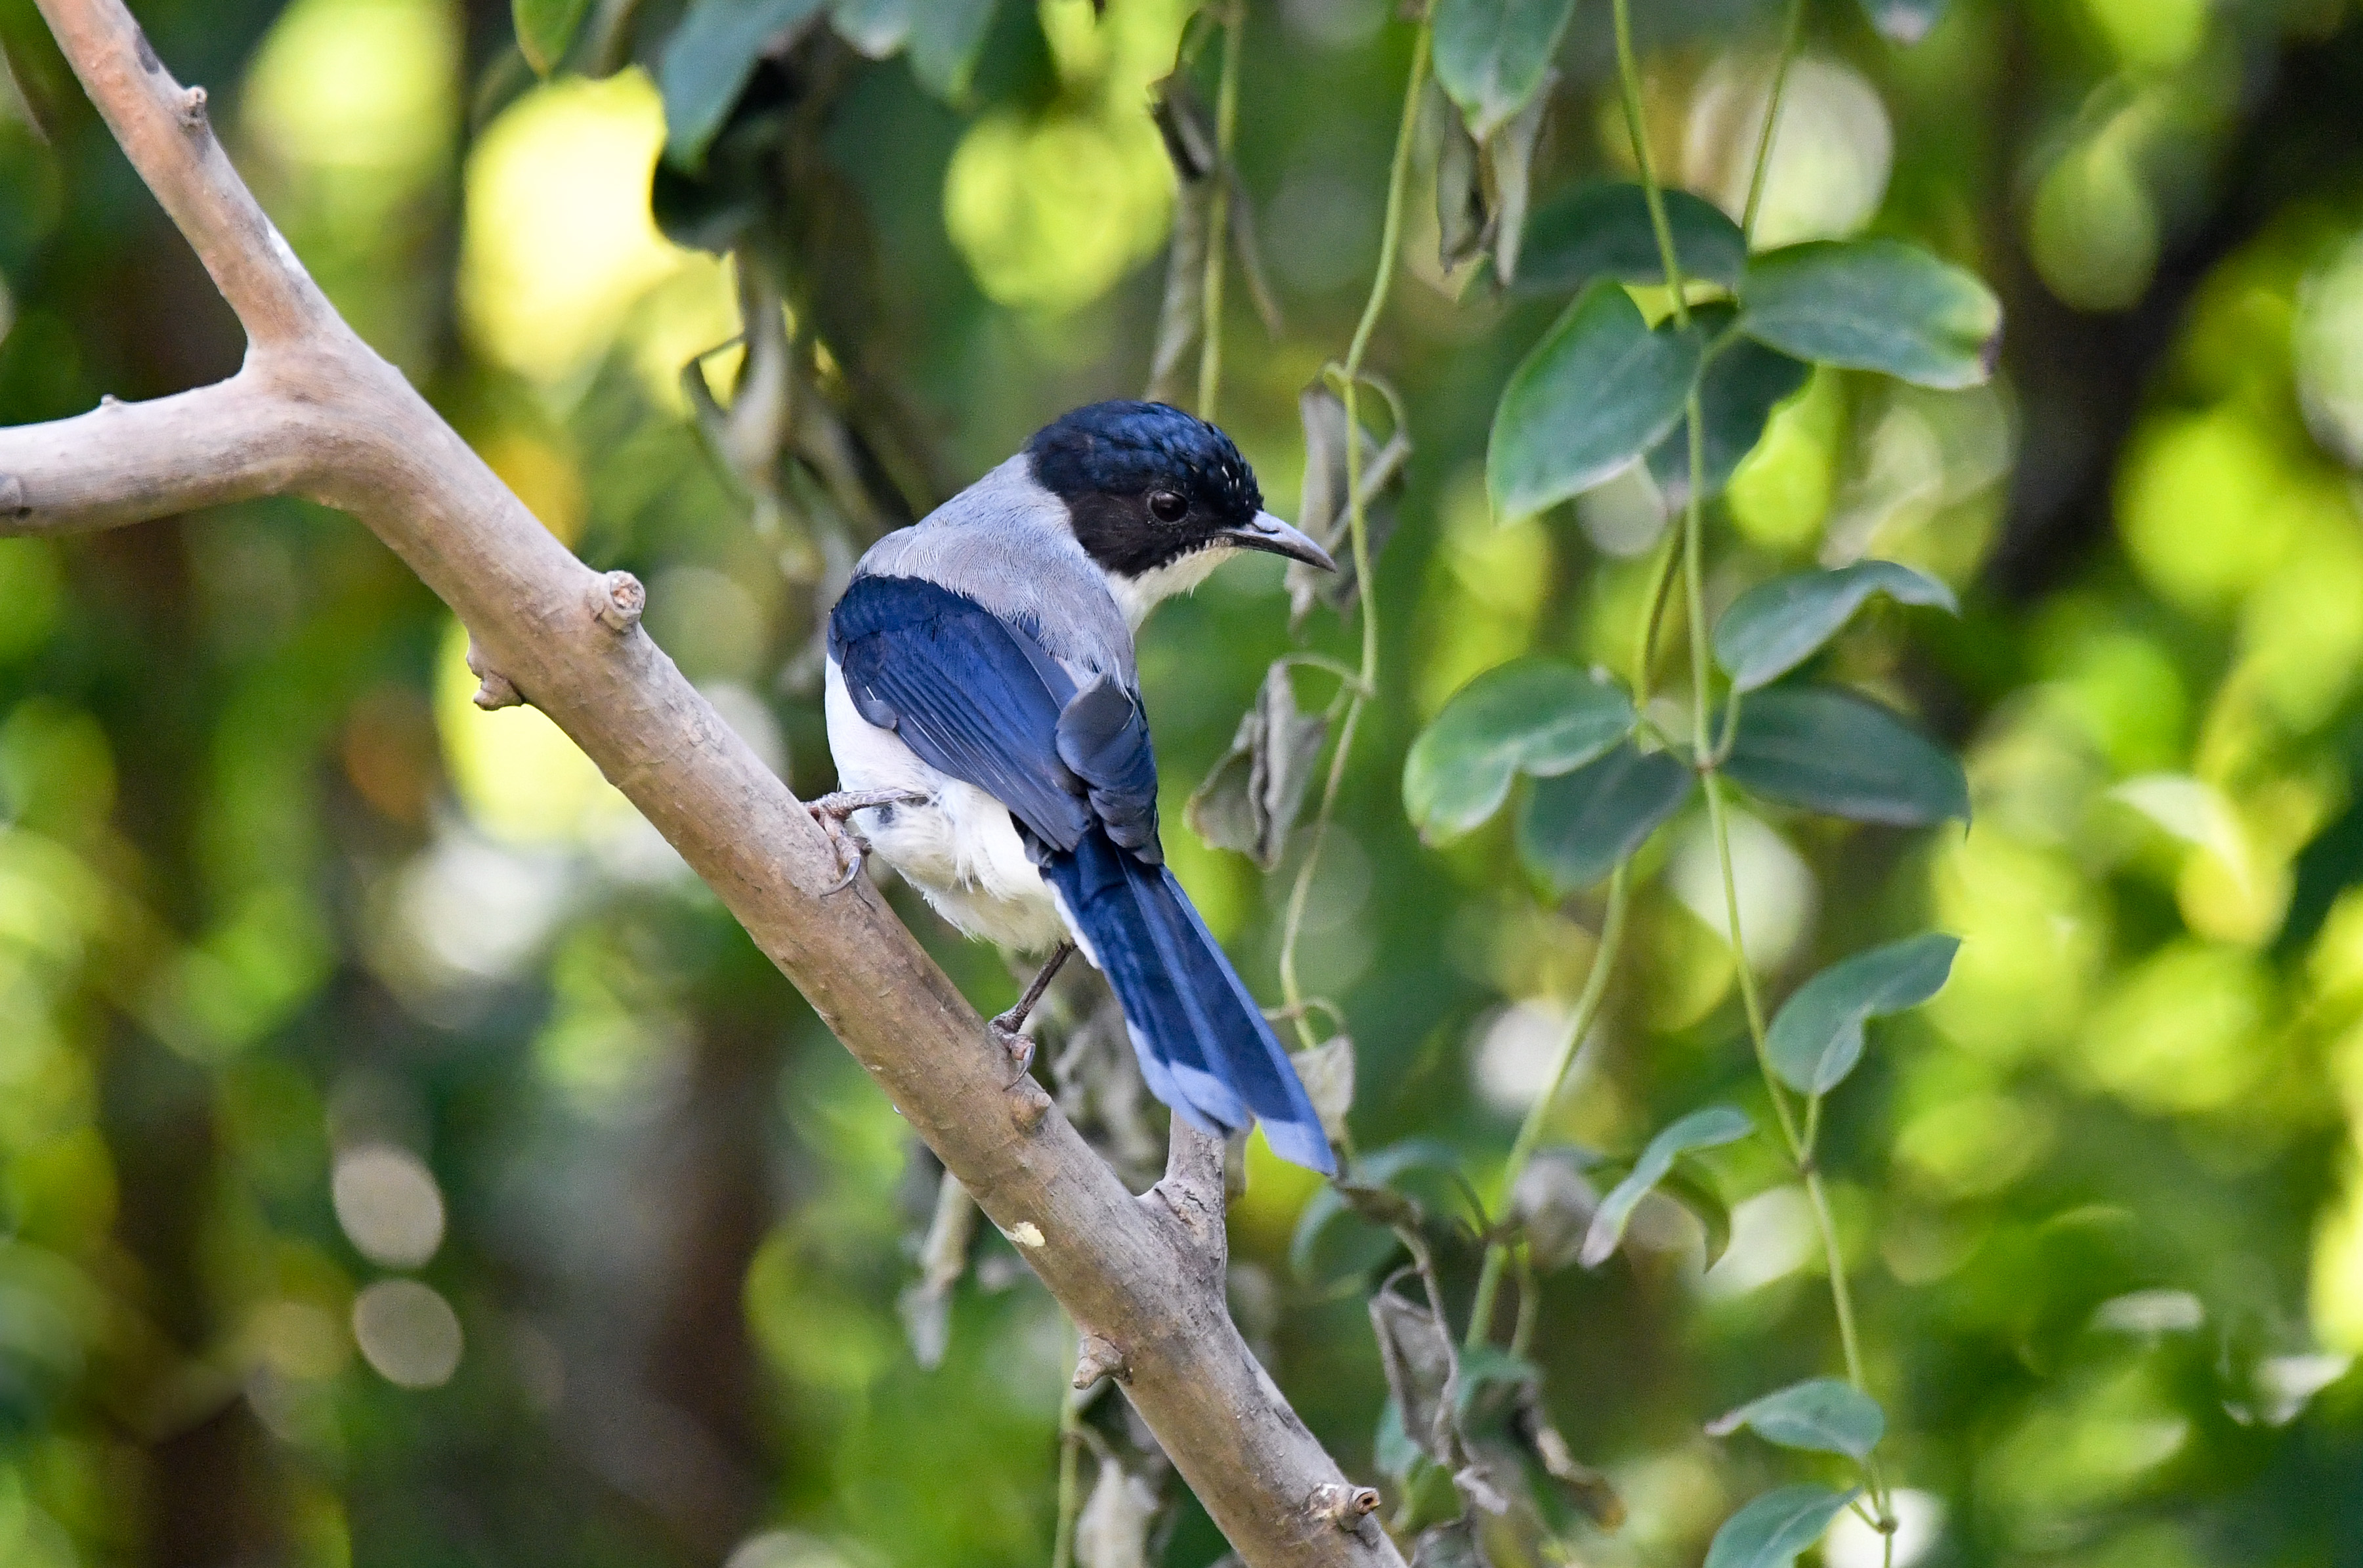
1705,1485,1860,1568
1076,1452,1160,1568
1581,1106,1752,1267
1714,561,1958,692
1514,180,1749,296
908,0,998,101
1646,308,1812,511
1488,282,1705,521
1766,933,1959,1094
1516,742,1694,895
513,0,591,75
830,0,911,56
1405,660,1638,843
1722,687,1969,826
1433,0,1578,140
659,0,826,171
1858,0,1947,44
1707,1378,1886,1460
1739,239,2001,389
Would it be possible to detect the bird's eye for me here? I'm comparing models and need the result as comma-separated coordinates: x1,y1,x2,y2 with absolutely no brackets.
1147,489,1189,523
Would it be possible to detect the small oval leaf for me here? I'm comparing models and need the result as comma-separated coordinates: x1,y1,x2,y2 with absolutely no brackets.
1405,661,1638,842
1767,933,1959,1095
1488,282,1705,522
1723,686,1969,826
1581,1106,1753,1268
1739,239,2001,389
1714,561,1959,692
1707,1378,1886,1460
1516,742,1695,895
1514,180,1749,296
1704,1485,1860,1568
1432,0,1579,141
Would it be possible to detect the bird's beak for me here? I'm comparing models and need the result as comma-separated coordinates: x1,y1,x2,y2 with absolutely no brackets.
1221,511,1337,572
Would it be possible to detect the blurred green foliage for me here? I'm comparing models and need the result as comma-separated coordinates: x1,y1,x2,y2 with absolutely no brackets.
3,0,2363,1565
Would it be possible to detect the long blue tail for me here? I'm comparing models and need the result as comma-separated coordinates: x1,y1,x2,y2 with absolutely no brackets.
1044,829,1336,1175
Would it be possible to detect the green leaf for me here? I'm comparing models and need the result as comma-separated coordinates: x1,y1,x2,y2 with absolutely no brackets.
1704,1485,1860,1568
1581,1107,1752,1268
1514,180,1748,296
1739,239,2001,389
1723,686,1969,826
1404,660,1638,843
513,0,591,75
907,0,998,102
1646,308,1812,510
1707,1378,1886,1460
1516,742,1695,895
1432,0,1578,140
660,0,826,171
1713,561,1958,692
1766,933,1959,1095
830,0,911,56
1654,1162,1734,1270
1488,282,1705,521
1857,0,1948,44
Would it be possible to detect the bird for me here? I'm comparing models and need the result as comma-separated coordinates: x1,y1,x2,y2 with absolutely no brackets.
811,400,1340,1175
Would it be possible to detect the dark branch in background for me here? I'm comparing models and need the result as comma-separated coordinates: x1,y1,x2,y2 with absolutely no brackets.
0,3,1402,1563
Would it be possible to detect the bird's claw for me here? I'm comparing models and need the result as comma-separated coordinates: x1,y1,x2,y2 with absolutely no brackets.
805,788,927,896
992,1017,1036,1086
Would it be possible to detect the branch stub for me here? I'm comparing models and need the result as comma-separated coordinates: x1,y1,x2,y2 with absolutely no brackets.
592,569,645,633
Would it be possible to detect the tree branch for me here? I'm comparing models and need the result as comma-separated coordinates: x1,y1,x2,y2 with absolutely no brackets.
4,3,1399,1563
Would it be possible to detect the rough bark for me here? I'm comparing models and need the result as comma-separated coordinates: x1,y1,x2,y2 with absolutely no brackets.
0,3,1400,1563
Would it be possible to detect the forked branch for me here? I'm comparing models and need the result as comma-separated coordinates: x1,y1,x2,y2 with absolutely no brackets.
0,3,1400,1563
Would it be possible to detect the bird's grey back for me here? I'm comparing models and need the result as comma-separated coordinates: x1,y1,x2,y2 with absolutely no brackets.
849,454,1138,685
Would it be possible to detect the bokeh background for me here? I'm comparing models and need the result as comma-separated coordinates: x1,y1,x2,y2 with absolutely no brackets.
2,0,2363,1563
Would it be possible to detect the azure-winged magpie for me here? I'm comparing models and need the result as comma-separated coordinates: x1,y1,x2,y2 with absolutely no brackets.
815,400,1340,1174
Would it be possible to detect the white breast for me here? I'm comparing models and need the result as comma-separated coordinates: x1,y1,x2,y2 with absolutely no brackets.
822,659,1070,954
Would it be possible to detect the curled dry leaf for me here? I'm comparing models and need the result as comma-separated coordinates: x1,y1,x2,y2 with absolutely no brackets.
1508,1149,1598,1272
1371,1282,1458,1464
1291,381,1409,628
1076,1454,1163,1568
1291,1035,1357,1145
1185,661,1330,871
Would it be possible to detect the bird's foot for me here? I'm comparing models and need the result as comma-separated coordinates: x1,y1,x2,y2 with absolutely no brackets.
805,788,927,894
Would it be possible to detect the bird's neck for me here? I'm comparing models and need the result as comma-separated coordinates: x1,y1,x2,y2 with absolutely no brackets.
1103,545,1237,632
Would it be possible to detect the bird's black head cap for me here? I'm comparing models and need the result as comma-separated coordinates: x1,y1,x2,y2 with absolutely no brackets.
1025,401,1265,578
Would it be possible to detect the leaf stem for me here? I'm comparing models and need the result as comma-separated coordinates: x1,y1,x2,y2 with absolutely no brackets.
1197,0,1245,421
1467,866,1630,1346
1277,18,1431,1045
1739,0,1806,243
1610,0,1689,329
